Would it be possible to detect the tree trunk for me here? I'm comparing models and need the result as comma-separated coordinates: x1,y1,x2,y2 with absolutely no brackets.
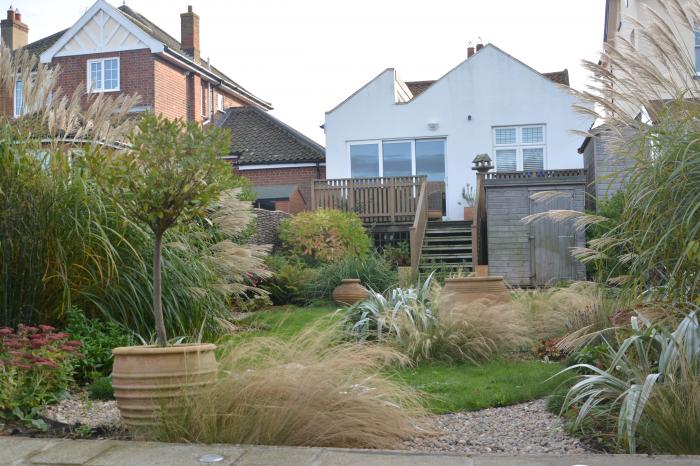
153,233,168,346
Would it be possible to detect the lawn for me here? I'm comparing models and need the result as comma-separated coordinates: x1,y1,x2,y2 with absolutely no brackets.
394,360,568,413
231,305,567,414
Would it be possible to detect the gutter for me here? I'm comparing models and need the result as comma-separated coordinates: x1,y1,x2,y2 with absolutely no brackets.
160,46,273,111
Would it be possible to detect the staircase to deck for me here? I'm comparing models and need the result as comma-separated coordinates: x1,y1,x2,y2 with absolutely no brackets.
419,221,473,277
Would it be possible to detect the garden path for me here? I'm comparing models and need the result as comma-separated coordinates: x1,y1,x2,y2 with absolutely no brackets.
2,437,698,465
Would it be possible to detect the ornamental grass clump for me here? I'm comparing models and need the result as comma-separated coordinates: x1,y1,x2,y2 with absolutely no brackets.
153,327,424,448
343,274,529,363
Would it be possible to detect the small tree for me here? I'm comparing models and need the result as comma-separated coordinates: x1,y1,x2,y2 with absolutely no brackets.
92,114,231,346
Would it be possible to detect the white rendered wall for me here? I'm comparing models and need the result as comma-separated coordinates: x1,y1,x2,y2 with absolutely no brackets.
324,45,591,220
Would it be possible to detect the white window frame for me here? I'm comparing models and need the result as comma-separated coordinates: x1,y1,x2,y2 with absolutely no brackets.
217,93,224,112
694,28,700,75
347,138,446,180
86,57,120,93
13,79,24,118
492,124,546,172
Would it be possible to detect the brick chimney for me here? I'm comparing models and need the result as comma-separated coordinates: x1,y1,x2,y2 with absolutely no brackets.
180,5,200,62
467,46,475,58
476,42,484,51
1,6,28,50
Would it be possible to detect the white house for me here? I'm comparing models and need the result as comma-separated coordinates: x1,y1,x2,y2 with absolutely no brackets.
323,44,591,220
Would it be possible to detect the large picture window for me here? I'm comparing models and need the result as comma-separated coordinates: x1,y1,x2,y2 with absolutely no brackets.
87,57,119,92
492,125,545,172
349,138,445,180
350,143,380,178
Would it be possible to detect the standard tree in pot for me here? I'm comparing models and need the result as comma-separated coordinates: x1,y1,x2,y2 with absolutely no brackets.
91,114,231,426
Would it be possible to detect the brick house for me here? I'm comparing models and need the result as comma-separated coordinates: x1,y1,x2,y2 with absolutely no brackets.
1,0,325,209
217,107,325,213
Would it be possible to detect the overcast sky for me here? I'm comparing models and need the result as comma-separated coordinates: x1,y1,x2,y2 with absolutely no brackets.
16,0,606,144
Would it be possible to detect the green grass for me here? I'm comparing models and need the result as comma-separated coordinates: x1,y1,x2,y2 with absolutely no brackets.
223,305,568,414
223,304,338,344
395,360,570,413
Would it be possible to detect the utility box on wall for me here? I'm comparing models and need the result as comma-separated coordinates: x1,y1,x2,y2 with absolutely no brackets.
484,169,587,287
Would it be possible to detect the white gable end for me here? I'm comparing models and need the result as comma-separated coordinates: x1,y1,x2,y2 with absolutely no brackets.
40,0,163,63
56,9,145,56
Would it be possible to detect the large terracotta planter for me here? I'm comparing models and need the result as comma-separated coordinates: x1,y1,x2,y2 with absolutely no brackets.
112,343,217,427
443,276,511,304
332,279,369,306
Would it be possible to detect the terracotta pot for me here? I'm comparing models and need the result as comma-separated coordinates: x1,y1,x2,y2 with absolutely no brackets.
443,276,511,305
112,343,217,427
332,279,369,306
463,206,475,221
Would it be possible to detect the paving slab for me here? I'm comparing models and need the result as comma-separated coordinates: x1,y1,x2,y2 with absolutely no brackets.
0,438,60,466
83,441,246,466
471,455,700,466
2,437,700,466
316,450,473,466
29,440,115,465
234,445,322,465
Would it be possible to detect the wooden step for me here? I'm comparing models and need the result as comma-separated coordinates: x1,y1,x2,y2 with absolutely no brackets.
425,228,471,235
422,245,472,252
425,235,472,242
420,253,473,261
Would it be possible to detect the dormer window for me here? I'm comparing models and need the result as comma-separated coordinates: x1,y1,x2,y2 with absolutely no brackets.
87,57,119,92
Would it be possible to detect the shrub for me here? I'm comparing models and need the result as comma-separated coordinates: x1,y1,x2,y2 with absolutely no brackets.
88,376,114,401
153,327,424,448
559,310,700,453
382,242,410,267
0,325,81,421
260,255,319,305
65,309,131,384
278,209,371,265
343,275,528,363
303,253,397,302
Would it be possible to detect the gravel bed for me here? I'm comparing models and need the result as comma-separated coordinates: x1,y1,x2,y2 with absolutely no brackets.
403,399,589,455
42,392,123,433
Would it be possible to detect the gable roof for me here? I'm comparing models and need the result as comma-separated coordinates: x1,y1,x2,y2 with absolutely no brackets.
218,107,325,165
405,68,569,99
22,0,270,110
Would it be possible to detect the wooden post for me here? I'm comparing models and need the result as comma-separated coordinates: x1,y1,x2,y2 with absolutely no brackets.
311,181,316,211
389,178,396,223
471,154,493,267
347,179,355,212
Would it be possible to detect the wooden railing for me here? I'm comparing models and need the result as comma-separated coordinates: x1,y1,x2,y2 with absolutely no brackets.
409,180,428,276
311,175,427,224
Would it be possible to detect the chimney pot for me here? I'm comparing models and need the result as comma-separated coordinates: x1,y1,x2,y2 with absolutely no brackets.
1,4,27,50
476,43,484,51
467,46,475,58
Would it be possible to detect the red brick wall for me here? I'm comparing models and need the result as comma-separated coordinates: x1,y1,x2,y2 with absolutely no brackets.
153,56,187,121
53,49,154,110
235,165,325,211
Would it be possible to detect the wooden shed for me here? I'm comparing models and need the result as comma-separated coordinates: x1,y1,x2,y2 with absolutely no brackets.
483,169,587,287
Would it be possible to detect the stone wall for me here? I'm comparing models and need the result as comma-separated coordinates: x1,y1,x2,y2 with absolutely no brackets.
249,208,290,247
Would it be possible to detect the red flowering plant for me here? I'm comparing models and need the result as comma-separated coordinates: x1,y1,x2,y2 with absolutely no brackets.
0,324,81,423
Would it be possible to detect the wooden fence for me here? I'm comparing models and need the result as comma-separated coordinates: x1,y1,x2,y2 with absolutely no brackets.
311,176,427,224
